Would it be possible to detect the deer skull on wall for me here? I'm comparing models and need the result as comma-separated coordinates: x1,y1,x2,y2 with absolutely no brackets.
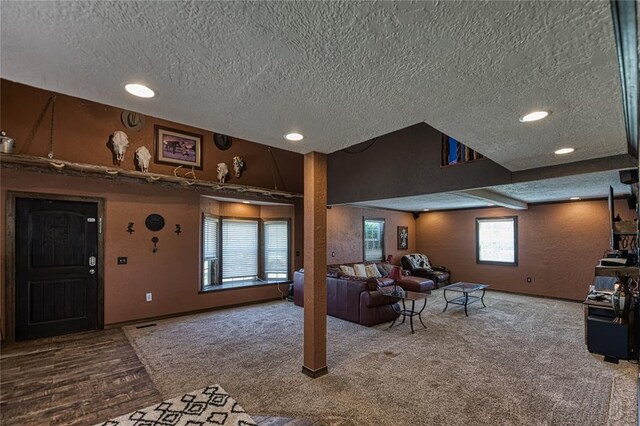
217,162,229,183
135,146,152,172
232,156,245,178
110,130,129,165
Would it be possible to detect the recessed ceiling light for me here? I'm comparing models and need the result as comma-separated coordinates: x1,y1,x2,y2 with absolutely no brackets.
423,208,429,211
124,83,155,98
486,203,494,206
570,196,580,201
554,147,575,155
242,201,250,204
519,111,550,122
284,133,304,141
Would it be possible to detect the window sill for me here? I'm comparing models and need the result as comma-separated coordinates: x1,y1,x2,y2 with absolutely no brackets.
199,279,292,294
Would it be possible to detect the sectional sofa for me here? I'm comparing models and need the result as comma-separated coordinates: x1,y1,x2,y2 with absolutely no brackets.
293,261,435,326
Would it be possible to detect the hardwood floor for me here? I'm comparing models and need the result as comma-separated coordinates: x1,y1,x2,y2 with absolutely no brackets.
0,329,318,425
1,329,160,425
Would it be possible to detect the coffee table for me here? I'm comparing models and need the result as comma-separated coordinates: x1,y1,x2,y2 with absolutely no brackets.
441,282,488,316
381,288,428,334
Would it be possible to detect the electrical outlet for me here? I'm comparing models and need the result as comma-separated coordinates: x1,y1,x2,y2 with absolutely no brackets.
526,277,532,283
145,292,153,302
117,257,127,265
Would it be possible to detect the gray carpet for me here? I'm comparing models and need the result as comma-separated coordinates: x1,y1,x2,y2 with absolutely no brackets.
123,291,637,425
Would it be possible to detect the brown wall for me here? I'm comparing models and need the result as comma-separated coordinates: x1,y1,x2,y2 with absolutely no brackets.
327,205,416,265
327,123,512,205
200,197,296,274
0,79,304,337
0,79,303,193
1,169,296,333
415,199,635,301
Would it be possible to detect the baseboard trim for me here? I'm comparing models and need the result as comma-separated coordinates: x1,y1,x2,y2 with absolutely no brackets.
106,297,285,329
302,365,328,378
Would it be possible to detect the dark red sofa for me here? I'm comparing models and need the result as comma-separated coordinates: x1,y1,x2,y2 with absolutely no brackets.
293,262,435,326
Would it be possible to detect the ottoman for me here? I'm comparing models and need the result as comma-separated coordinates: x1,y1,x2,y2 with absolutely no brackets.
397,276,435,293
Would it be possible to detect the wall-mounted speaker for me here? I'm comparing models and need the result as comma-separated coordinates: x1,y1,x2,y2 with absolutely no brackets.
412,212,420,219
627,194,637,210
619,169,638,184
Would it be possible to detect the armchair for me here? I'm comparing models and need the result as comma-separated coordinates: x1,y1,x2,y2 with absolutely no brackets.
401,253,450,288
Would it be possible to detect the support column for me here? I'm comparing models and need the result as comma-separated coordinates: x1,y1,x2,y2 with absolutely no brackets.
302,152,328,378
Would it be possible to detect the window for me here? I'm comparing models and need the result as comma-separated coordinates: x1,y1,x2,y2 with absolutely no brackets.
264,220,289,280
476,216,518,266
201,214,291,290
222,219,259,282
363,218,385,261
202,215,219,286
441,133,484,166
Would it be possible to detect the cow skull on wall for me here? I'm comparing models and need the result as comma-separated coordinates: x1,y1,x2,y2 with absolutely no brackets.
110,130,129,165
232,156,245,178
217,162,229,183
135,146,152,172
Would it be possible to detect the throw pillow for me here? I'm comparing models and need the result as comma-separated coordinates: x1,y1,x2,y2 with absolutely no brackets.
377,262,394,277
327,266,341,278
353,263,368,278
339,265,355,276
365,264,382,278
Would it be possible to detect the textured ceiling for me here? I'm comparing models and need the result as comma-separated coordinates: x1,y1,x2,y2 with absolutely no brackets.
353,170,632,211
0,1,628,171
352,192,495,212
488,170,631,203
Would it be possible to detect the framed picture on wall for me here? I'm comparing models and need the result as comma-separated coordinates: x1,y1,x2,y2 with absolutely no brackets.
397,226,409,250
154,125,203,169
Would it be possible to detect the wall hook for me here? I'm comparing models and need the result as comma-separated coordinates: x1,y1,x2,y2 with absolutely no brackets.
152,236,159,253
175,224,181,235
127,223,135,235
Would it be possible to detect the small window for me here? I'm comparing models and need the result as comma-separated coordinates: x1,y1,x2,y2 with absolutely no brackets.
476,216,518,266
264,220,290,280
201,214,291,291
363,218,385,261
202,215,220,286
441,134,483,166
222,218,259,282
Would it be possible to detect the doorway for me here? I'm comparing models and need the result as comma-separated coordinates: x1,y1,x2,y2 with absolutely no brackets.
7,194,104,341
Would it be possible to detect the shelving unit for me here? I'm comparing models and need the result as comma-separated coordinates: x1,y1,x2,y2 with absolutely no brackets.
584,186,639,362
584,297,633,361
613,220,637,251
0,153,302,201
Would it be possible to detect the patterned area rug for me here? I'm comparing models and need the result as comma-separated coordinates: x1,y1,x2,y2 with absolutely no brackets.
95,385,257,426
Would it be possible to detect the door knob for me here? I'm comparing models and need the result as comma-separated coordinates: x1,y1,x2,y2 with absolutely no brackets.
89,256,96,267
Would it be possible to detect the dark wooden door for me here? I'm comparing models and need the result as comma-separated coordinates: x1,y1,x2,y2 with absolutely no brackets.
15,198,99,340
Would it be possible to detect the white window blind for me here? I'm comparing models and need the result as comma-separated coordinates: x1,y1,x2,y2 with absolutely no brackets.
202,216,219,287
364,219,385,261
222,219,258,281
203,216,218,260
264,221,289,279
476,217,518,265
